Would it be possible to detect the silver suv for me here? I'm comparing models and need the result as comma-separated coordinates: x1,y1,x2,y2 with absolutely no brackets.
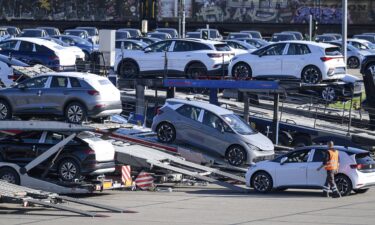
0,72,122,123
152,99,274,166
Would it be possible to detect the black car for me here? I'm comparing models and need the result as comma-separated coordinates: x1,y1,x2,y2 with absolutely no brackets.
0,131,115,182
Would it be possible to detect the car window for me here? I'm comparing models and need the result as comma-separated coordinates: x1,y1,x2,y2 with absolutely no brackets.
35,44,53,54
50,76,68,88
70,77,81,87
202,110,221,129
0,40,17,50
176,104,201,121
312,149,328,162
286,149,311,163
287,44,311,55
17,132,42,143
44,132,63,144
174,41,193,52
19,41,34,52
148,41,171,52
214,44,231,51
22,76,48,88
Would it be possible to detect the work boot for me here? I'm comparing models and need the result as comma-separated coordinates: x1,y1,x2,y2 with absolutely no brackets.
332,190,341,198
322,190,330,198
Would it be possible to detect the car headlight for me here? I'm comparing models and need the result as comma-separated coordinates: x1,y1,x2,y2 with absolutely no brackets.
247,143,261,151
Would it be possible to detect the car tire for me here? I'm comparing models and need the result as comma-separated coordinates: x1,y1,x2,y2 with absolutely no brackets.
251,171,273,193
335,174,352,196
186,63,207,79
0,167,20,185
0,99,11,120
301,66,322,84
353,188,369,194
321,87,337,103
119,60,139,79
225,145,247,167
347,57,360,69
156,122,176,143
232,62,252,79
58,158,81,181
65,102,87,124
292,135,312,147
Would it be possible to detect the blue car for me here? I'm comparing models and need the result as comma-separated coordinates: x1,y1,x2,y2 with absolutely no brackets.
53,35,98,58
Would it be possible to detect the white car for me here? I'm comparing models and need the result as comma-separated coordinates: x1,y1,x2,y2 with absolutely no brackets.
225,40,257,55
114,39,234,79
229,41,346,83
0,53,29,87
246,146,375,196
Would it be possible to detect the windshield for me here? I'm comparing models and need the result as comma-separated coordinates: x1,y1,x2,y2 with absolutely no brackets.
65,30,83,37
222,114,256,135
68,35,91,45
79,28,96,36
21,30,42,37
271,34,295,42
229,34,250,39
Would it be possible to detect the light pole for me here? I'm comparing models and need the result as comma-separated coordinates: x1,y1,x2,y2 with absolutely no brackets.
342,0,348,69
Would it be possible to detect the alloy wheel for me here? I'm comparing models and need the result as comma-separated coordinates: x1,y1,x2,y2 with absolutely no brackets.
321,87,336,102
253,174,271,192
67,105,83,123
1,173,17,184
226,147,245,166
60,161,78,181
233,64,250,79
302,67,321,84
347,57,359,69
157,124,175,143
336,176,350,196
0,103,8,120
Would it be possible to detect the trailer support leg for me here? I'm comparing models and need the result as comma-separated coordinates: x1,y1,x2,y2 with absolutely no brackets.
273,93,280,145
166,87,175,99
209,88,219,105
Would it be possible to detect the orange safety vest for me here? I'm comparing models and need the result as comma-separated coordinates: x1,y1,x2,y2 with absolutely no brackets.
325,149,339,171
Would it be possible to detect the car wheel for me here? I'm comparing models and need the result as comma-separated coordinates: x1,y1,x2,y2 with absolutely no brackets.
301,66,322,84
58,158,81,181
353,188,369,194
65,102,87,124
292,135,312,147
119,61,139,79
186,63,207,79
232,63,252,79
0,100,11,120
252,171,273,193
366,63,375,75
347,57,360,69
335,174,352,196
225,145,247,167
156,122,176,143
83,51,90,61
321,87,337,103
0,167,20,185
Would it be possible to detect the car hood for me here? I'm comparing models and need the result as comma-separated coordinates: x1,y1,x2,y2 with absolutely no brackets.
242,132,274,151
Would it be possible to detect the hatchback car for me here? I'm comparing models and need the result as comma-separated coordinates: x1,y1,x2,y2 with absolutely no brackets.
1,26,21,37
129,37,161,45
271,33,297,42
53,35,99,60
229,41,346,83
0,72,122,123
20,29,49,38
76,27,99,44
0,130,115,182
225,40,257,54
353,34,375,43
315,34,337,43
240,30,262,39
226,32,252,40
116,30,131,40
246,146,375,196
152,99,274,166
118,28,142,38
146,32,172,40
36,27,61,36
63,29,89,40
155,28,178,38
235,38,269,49
327,41,369,69
281,31,304,40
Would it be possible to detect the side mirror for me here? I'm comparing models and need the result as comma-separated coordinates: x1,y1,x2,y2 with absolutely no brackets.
280,157,288,165
18,83,26,90
144,47,151,53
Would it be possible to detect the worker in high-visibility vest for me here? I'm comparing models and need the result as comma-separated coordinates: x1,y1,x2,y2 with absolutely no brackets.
317,141,341,198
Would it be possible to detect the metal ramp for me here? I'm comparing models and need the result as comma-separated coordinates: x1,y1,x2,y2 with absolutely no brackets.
0,180,134,217
0,120,94,131
114,144,248,193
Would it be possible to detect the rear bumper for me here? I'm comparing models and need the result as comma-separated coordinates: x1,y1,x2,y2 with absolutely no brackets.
207,64,229,77
88,101,123,118
82,160,116,175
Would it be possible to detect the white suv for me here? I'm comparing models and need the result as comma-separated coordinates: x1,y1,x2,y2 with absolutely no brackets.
114,39,234,79
229,41,346,83
246,146,375,196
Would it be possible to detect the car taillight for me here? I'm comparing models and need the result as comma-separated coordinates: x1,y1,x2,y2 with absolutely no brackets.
8,74,19,81
156,107,163,115
87,90,100,96
83,149,95,154
49,55,59,61
207,53,223,58
320,57,334,62
350,164,364,170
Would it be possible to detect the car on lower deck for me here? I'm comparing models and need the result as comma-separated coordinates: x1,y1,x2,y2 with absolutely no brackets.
246,146,375,196
0,130,115,182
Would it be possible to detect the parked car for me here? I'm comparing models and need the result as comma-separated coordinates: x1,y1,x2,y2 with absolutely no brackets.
323,33,342,40
0,53,29,87
0,28,10,41
36,27,60,36
115,39,148,60
225,40,257,54
152,99,274,166
118,28,142,38
146,32,172,40
281,31,304,40
226,32,252,40
116,30,131,40
129,37,161,45
315,34,337,43
185,32,201,39
271,33,297,42
20,29,49,38
348,38,375,53
236,38,269,49
155,28,178,38
0,72,122,123
196,29,223,41
53,35,98,60
1,26,21,37
229,41,346,83
240,30,262,39
353,34,375,43
327,41,369,69
0,37,76,71
114,39,234,78
41,37,86,61
63,29,89,40
0,130,115,182
76,27,99,44
246,145,375,196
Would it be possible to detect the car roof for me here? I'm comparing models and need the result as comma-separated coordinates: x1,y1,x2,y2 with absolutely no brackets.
167,98,233,115
35,72,104,80
273,40,335,48
9,37,64,48
23,28,44,31
295,145,368,154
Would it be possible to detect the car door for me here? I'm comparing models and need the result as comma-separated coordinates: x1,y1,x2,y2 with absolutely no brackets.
307,149,329,187
141,40,172,74
15,41,37,64
252,43,286,77
0,40,18,57
40,76,69,114
282,43,311,78
169,40,193,75
8,76,49,113
173,104,204,147
274,149,312,187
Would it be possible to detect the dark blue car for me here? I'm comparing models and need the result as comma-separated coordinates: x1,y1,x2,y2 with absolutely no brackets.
53,35,98,59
